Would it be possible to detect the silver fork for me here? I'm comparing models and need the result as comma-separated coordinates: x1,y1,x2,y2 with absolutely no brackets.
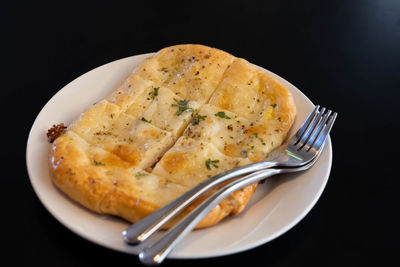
123,106,337,245
139,155,323,265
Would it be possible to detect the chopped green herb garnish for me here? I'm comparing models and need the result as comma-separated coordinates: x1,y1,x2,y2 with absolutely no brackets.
253,132,258,138
214,111,231,119
171,99,195,116
149,87,160,99
135,172,148,177
93,159,104,166
141,117,152,123
205,158,219,170
192,115,206,125
250,145,255,150
271,103,277,108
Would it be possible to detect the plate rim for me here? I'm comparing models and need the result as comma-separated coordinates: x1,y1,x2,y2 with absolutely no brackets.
26,52,332,259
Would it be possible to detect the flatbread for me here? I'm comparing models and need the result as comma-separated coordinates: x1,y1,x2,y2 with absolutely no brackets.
49,44,296,228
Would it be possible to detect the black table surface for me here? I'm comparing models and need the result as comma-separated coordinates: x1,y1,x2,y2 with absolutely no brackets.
3,1,399,266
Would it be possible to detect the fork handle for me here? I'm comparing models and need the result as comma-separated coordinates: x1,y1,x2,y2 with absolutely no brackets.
139,168,281,265
122,160,275,244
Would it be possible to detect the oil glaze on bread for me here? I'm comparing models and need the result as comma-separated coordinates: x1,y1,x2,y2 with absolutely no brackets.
49,44,296,228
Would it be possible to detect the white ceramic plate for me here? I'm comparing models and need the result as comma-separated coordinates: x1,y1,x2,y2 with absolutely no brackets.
26,53,332,259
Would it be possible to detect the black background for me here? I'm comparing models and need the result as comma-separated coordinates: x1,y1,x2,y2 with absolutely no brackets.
3,0,399,266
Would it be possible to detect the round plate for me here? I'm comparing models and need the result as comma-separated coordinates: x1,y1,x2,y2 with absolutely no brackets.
26,53,332,259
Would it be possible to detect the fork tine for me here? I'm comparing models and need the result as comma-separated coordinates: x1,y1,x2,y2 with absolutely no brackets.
312,112,337,151
303,109,332,151
294,105,320,143
296,107,325,147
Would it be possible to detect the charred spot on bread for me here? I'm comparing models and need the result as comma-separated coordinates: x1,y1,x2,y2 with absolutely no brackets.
47,123,67,143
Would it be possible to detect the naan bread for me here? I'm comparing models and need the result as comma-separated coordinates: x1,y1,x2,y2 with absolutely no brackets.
49,44,296,228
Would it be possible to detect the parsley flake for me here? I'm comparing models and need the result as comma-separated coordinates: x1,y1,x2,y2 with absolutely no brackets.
171,99,195,116
149,87,159,99
192,115,206,125
135,172,148,177
141,117,152,123
271,103,277,108
205,158,219,170
214,111,231,119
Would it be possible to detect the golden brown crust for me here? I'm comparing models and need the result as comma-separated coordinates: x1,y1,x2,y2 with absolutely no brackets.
49,131,115,213
49,131,187,223
49,44,296,229
195,182,258,228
